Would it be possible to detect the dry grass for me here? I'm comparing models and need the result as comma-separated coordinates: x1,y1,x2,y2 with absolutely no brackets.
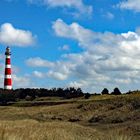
0,120,101,140
0,93,139,140
0,120,136,140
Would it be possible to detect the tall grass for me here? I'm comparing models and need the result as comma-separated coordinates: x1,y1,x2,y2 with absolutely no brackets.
0,120,100,140
0,120,136,140
0,94,138,140
98,130,134,140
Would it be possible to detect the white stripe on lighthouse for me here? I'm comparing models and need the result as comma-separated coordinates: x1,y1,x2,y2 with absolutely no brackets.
4,85,12,90
5,75,12,79
6,56,10,58
5,65,11,68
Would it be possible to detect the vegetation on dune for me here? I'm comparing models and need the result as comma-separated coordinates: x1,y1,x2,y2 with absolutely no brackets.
0,120,101,140
0,89,139,139
0,120,136,140
88,97,140,124
0,87,139,105
0,87,84,105
101,88,109,95
111,87,122,95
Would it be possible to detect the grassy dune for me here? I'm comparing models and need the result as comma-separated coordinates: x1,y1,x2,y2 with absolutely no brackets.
0,120,102,140
0,120,135,140
0,93,139,140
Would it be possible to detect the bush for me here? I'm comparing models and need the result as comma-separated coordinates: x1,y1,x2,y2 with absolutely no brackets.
112,88,121,95
0,87,84,103
0,93,15,105
101,88,109,95
84,93,91,99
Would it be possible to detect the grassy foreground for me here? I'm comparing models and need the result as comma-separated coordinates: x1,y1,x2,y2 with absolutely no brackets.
0,93,139,140
0,120,102,140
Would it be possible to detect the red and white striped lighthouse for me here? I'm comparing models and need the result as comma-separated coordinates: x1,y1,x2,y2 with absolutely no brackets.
4,47,12,90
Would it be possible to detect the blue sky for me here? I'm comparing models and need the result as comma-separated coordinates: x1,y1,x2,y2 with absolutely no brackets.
0,0,140,93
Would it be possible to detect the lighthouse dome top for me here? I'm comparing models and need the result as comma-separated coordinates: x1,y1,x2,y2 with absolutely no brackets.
5,46,11,55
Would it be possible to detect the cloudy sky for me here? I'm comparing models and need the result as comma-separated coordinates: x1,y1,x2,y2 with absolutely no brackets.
0,0,140,92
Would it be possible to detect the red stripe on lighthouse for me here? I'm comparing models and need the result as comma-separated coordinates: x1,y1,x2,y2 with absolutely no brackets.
4,47,12,90
5,68,11,75
6,58,11,65
4,79,12,85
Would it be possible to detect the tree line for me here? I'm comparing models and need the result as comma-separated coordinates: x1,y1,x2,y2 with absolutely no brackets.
0,87,138,105
0,87,84,104
101,87,121,95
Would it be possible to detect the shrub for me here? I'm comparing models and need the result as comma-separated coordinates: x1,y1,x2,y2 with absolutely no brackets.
0,93,15,105
84,93,91,99
101,88,109,95
111,88,121,95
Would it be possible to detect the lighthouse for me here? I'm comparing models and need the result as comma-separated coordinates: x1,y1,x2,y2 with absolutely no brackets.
4,47,12,90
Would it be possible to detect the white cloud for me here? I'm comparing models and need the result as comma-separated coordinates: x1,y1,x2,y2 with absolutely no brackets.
115,78,131,84
118,0,140,12
25,19,140,92
105,12,114,19
58,45,70,51
33,71,46,78
47,70,68,80
0,23,36,47
53,19,140,56
28,0,93,17
52,19,140,90
26,57,54,67
68,80,88,88
52,19,94,49
12,74,32,87
33,70,68,80
26,57,74,80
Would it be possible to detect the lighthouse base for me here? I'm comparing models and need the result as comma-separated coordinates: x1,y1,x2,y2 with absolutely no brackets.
4,85,12,90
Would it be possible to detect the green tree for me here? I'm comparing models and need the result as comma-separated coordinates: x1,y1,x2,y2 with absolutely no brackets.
101,88,109,95
112,87,121,95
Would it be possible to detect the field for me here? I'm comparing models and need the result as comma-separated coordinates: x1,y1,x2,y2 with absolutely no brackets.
0,93,139,140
